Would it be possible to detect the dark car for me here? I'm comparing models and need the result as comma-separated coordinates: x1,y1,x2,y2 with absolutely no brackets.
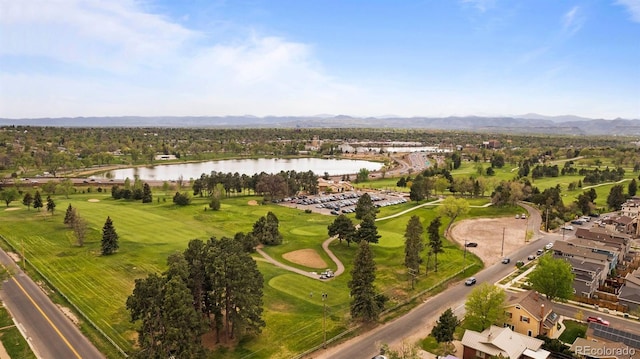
464,277,477,286
501,258,510,264
465,242,478,247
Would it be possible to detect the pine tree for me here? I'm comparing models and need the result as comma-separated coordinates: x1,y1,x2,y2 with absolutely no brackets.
64,204,75,226
328,214,356,246
142,182,153,203
101,216,119,255
428,217,443,272
431,308,459,343
33,191,43,211
355,193,378,220
404,215,424,275
46,196,56,215
353,214,381,244
22,192,33,210
348,241,380,322
629,179,638,197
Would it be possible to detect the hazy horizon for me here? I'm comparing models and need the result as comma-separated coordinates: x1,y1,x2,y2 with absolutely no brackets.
1,1,639,119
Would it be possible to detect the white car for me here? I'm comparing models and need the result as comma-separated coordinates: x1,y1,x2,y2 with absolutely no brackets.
545,243,553,250
562,225,574,231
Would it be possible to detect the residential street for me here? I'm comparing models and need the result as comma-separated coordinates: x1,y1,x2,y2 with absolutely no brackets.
0,248,105,359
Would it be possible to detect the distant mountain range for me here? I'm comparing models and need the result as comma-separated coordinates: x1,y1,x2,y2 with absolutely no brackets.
1,114,639,136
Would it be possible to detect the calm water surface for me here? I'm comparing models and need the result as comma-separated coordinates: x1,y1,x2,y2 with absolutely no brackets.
97,158,383,181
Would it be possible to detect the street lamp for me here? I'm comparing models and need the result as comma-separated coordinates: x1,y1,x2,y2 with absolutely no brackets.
322,292,328,349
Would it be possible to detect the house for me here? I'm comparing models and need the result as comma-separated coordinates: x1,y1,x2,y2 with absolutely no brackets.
574,227,630,258
619,268,640,311
601,215,635,236
503,290,561,338
317,178,353,193
567,238,621,268
461,326,550,359
621,197,640,219
552,240,613,272
562,257,607,298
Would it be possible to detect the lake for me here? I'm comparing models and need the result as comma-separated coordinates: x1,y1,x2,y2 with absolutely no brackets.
96,158,384,181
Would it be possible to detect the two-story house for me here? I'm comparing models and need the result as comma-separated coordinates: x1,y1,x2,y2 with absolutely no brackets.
503,290,560,338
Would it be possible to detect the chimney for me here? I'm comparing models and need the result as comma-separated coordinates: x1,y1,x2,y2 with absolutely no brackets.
539,304,545,336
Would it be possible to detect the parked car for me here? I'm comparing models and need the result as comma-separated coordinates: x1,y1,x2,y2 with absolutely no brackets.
501,258,510,264
521,214,526,219
561,225,574,231
545,242,553,250
587,317,610,326
536,249,544,255
527,254,536,260
465,277,477,286
465,242,478,247
515,214,520,219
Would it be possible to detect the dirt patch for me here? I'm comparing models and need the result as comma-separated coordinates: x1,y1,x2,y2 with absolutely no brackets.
282,249,327,269
449,217,531,265
57,305,80,325
3,207,20,211
87,199,100,203
247,200,258,206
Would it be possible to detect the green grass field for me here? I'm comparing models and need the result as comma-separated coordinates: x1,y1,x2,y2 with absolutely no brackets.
0,189,492,358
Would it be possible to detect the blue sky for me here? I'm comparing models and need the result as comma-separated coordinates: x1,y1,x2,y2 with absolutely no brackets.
0,0,638,119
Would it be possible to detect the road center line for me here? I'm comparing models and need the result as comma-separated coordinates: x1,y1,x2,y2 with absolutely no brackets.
11,277,82,359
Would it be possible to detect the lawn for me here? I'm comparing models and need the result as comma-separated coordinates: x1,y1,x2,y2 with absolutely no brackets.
0,189,492,358
558,319,587,344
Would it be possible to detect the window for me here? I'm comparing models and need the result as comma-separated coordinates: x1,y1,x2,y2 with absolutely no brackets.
520,316,530,323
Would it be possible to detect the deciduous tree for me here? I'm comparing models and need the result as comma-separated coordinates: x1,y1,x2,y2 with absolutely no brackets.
437,196,469,234
0,188,19,207
528,254,574,302
464,283,507,332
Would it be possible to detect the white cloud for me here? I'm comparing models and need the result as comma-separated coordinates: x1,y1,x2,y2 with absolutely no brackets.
616,0,640,22
562,6,585,36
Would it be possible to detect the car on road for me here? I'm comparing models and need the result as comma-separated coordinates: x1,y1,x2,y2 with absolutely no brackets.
527,254,536,260
515,214,520,219
465,242,478,247
464,277,477,286
587,317,610,326
501,258,510,264
521,214,526,219
371,356,388,359
536,249,544,255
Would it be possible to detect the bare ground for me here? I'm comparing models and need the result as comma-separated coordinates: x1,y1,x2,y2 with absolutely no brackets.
450,216,531,265
282,249,328,269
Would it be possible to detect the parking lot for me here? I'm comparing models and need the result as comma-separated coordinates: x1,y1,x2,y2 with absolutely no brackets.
277,191,408,215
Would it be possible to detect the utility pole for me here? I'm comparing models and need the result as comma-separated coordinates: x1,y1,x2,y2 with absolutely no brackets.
322,292,328,349
408,268,417,290
501,227,505,257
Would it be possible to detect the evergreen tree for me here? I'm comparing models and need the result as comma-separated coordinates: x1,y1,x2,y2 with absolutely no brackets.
101,216,120,255
427,217,443,272
207,237,265,340
606,184,626,210
142,182,153,203
409,175,426,202
353,214,381,244
64,204,75,226
431,308,460,344
33,191,43,211
630,179,638,197
251,212,282,245
355,193,378,220
328,214,356,246
22,192,33,210
404,215,424,274
46,195,56,215
348,241,380,322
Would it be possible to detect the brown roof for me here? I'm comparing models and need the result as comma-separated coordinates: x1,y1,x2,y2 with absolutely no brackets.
552,240,610,262
506,290,553,321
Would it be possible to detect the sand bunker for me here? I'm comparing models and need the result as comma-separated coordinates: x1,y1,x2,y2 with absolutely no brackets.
87,199,100,202
282,249,327,269
247,200,258,206
4,207,20,211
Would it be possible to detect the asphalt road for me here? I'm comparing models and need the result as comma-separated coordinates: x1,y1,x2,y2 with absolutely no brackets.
312,203,560,359
0,249,104,359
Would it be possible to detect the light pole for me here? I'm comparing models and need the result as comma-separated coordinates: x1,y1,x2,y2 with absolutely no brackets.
322,292,328,349
501,227,505,257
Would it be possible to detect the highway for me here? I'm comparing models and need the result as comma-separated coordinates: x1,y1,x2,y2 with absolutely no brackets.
0,248,104,359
